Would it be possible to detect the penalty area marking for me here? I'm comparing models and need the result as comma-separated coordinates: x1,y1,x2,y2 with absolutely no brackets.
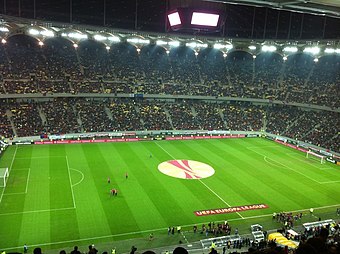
247,147,322,184
0,145,18,204
154,142,244,219
2,202,340,252
69,168,85,187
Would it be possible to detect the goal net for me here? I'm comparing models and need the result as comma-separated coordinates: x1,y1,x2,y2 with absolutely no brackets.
0,168,9,187
306,151,326,164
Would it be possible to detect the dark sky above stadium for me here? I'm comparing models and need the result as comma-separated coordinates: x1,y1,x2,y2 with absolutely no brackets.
0,0,339,39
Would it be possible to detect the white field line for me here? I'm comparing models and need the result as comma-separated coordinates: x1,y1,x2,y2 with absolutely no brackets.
3,192,26,195
14,156,66,160
0,145,18,204
69,168,85,187
247,147,321,184
154,142,244,219
4,168,31,196
264,156,281,167
25,168,31,193
66,156,76,208
246,145,280,149
0,206,75,216
283,152,340,184
2,202,340,252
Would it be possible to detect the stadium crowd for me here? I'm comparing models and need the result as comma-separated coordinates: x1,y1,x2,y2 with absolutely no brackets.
0,35,339,153
22,220,340,254
0,98,338,153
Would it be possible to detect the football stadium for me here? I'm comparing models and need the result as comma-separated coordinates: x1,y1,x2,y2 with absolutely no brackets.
0,0,339,253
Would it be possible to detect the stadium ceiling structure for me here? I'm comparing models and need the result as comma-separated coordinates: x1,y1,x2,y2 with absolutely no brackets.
0,15,339,59
205,0,340,18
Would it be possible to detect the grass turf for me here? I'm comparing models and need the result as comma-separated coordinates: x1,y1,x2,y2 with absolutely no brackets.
0,137,339,252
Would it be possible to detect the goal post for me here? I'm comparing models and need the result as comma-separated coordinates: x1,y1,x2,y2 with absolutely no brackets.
0,168,9,187
306,151,326,164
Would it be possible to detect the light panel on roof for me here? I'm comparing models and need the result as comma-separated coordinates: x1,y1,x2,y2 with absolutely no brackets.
324,48,335,53
108,36,120,42
127,38,150,44
94,34,106,41
0,27,9,32
156,40,167,46
283,46,298,53
191,12,219,27
261,45,277,52
303,47,320,54
186,42,207,48
168,41,180,47
168,12,182,27
214,43,233,50
67,32,88,39
29,28,40,35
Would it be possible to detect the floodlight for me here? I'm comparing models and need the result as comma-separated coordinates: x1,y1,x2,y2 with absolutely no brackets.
106,46,110,50
29,28,40,35
0,27,9,32
336,49,340,54
108,36,120,42
40,30,54,37
94,34,106,41
73,43,78,48
136,48,141,53
313,58,319,62
262,45,276,52
38,41,44,46
168,12,182,26
194,51,199,56
283,56,288,61
214,43,233,50
127,38,149,44
68,32,88,39
186,42,207,48
186,42,197,48
324,48,335,53
168,41,180,47
253,55,256,59
166,50,170,54
283,46,298,53
156,40,167,46
1,38,6,44
248,46,256,50
303,47,320,54
223,53,227,58
191,12,219,27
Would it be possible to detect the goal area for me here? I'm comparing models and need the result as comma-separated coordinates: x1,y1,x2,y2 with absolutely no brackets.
0,168,9,187
306,151,326,164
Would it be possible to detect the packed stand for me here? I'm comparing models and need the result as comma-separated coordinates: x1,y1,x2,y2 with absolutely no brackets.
9,102,44,137
139,45,173,82
167,101,200,130
169,46,201,84
193,102,226,130
40,99,81,134
138,101,172,130
0,102,14,137
223,103,265,131
75,99,114,133
107,99,143,131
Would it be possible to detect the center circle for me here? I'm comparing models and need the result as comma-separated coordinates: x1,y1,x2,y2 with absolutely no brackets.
158,160,215,179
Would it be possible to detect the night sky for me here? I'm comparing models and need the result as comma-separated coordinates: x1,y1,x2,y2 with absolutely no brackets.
0,0,339,39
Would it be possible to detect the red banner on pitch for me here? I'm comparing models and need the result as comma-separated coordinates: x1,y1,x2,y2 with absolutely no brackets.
194,204,269,216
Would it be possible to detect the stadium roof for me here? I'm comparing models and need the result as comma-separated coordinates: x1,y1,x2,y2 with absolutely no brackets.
206,0,340,18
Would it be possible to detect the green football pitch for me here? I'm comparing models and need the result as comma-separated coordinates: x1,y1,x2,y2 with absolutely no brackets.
0,138,339,252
